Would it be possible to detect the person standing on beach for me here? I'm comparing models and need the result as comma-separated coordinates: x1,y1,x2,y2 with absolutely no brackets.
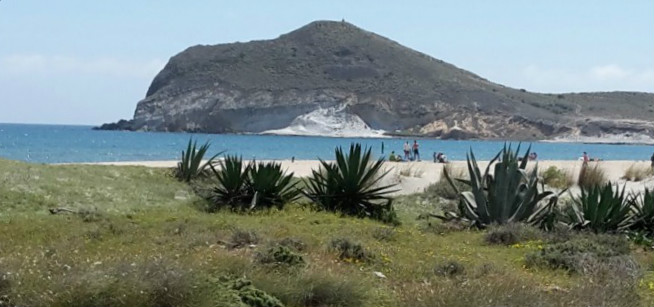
650,151,654,170
413,140,420,161
403,141,411,161
582,152,589,165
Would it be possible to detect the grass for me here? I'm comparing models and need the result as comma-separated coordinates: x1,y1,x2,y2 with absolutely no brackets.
0,158,653,306
622,164,654,182
540,166,575,190
398,165,424,178
423,164,469,200
577,163,608,190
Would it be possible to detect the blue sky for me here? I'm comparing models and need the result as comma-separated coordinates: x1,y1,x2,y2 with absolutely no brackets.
1,0,652,125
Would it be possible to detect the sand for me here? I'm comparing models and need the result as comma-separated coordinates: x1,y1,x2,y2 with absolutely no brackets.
80,160,654,196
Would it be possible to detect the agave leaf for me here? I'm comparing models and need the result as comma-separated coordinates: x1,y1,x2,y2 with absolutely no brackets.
438,144,558,229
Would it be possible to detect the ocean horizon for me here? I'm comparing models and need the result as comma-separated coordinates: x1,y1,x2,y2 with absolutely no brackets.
0,123,652,163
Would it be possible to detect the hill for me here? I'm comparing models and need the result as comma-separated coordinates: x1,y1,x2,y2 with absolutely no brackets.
99,20,654,140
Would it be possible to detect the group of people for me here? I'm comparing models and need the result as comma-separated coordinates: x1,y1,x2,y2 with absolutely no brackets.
388,140,452,163
388,140,421,162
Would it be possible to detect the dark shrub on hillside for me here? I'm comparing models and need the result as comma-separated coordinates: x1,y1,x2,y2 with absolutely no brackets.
255,246,305,267
525,234,637,275
434,260,466,277
227,229,260,249
329,238,372,262
38,260,192,307
484,223,543,246
372,227,396,242
255,271,366,307
222,277,285,307
277,237,306,252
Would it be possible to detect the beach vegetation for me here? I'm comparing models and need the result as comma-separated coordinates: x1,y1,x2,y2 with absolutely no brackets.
398,165,424,178
434,260,466,277
424,164,469,200
209,155,250,209
303,143,398,223
329,237,373,262
565,182,633,233
524,233,637,275
1,159,654,306
247,161,301,209
484,223,544,246
622,164,654,182
438,145,560,230
210,157,299,211
175,138,222,182
255,245,305,267
541,166,575,190
629,188,654,235
577,163,607,190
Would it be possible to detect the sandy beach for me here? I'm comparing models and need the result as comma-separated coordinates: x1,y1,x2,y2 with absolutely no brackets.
79,160,654,196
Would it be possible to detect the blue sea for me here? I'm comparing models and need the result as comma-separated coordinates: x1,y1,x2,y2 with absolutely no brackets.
0,123,652,163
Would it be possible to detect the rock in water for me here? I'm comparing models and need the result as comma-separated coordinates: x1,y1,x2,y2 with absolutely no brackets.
99,20,654,140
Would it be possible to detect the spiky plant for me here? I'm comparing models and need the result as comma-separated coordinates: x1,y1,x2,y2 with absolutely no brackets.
247,161,300,210
565,182,633,233
439,144,560,230
628,188,654,234
303,143,398,222
175,138,222,182
210,155,250,209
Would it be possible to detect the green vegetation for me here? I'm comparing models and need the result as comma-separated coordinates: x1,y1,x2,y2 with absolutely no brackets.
484,223,544,246
577,163,607,190
566,183,633,233
209,156,299,211
248,161,300,209
525,234,635,275
439,145,559,229
210,155,250,209
541,166,574,190
423,164,469,200
304,144,398,223
630,189,654,236
175,138,222,182
1,152,654,306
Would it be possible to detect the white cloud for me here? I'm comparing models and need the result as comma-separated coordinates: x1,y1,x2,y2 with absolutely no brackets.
0,54,166,79
589,64,629,80
518,64,654,93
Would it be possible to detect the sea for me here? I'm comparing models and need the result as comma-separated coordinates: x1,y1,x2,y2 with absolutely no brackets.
0,123,652,163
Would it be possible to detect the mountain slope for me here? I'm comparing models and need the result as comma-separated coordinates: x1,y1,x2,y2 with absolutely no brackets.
99,20,654,140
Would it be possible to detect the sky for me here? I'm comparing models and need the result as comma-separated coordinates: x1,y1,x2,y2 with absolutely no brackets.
0,0,652,125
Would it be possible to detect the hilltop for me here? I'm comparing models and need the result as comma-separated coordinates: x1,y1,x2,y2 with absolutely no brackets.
99,20,654,140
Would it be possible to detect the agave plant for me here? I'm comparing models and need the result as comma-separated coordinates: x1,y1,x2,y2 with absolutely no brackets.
303,143,398,222
210,158,299,211
440,144,559,229
628,188,654,234
210,155,250,208
565,182,633,233
175,138,222,182
247,161,300,210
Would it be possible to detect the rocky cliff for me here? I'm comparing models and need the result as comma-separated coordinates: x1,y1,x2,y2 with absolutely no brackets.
99,20,654,141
